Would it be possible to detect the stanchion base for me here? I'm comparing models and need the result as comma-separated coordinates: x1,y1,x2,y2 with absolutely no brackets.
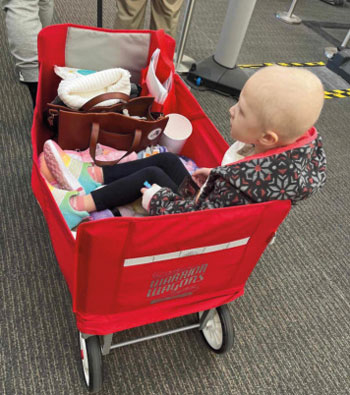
275,11,302,25
324,47,338,59
326,48,350,84
175,54,196,73
187,56,249,97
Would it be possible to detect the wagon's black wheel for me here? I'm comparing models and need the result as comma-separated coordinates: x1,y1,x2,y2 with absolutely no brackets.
79,332,103,393
198,305,235,354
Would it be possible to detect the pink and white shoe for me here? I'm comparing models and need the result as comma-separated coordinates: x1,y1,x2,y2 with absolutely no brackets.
43,140,85,193
39,152,59,187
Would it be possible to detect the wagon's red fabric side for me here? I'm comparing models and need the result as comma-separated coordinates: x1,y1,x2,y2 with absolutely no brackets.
74,200,290,334
31,24,181,290
31,25,291,336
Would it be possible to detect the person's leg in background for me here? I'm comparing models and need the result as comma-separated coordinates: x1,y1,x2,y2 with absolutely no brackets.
150,0,184,39
39,0,54,28
2,0,54,107
114,0,148,30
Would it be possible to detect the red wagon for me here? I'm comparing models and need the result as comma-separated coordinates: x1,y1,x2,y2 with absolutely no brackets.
31,24,291,392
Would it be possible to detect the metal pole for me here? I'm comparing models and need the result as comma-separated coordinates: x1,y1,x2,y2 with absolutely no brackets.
187,0,257,95
214,0,257,68
174,0,197,72
110,324,200,350
286,0,299,17
340,28,350,48
97,0,103,28
275,0,302,25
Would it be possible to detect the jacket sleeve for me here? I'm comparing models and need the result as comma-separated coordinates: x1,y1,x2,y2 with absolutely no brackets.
148,172,250,215
148,187,198,215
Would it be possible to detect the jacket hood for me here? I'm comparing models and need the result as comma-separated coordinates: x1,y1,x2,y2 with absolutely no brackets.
212,127,327,204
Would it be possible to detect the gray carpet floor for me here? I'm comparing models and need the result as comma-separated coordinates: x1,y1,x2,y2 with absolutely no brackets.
1,0,349,394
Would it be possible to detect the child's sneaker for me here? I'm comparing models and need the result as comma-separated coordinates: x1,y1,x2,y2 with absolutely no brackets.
46,181,89,229
39,152,85,195
44,140,101,194
39,152,58,186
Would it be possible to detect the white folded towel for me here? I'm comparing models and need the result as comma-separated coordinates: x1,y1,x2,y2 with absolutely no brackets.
57,68,131,110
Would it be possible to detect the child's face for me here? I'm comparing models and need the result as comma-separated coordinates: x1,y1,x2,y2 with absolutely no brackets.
229,87,264,144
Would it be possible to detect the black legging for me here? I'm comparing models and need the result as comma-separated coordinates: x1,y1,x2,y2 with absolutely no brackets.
91,152,190,210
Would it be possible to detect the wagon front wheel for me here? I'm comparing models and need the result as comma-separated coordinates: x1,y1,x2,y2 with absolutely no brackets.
199,305,235,354
79,332,103,393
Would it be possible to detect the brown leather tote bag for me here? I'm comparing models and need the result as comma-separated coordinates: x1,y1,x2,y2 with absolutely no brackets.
47,92,130,131
57,98,169,165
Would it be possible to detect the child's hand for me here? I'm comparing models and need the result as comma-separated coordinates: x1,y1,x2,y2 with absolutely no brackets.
141,184,162,211
192,168,212,186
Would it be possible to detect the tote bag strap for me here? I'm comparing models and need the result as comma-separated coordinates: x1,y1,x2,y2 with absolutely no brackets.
81,92,130,112
89,122,142,166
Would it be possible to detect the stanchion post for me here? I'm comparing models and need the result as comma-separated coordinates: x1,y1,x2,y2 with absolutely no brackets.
275,0,302,25
340,28,350,49
285,0,299,18
174,0,197,73
97,0,103,28
187,0,257,96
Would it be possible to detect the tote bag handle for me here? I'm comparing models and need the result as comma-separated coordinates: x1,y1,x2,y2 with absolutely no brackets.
89,122,142,166
81,92,130,112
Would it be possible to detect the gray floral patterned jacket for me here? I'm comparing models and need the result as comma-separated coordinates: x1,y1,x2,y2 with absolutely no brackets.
149,128,327,216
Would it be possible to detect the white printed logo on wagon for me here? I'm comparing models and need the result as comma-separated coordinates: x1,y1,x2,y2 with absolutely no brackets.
147,263,208,303
147,128,162,140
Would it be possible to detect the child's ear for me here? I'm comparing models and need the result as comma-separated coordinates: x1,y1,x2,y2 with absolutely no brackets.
259,130,279,147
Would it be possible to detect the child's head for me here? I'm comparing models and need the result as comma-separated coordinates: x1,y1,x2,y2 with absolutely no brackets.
229,66,324,153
